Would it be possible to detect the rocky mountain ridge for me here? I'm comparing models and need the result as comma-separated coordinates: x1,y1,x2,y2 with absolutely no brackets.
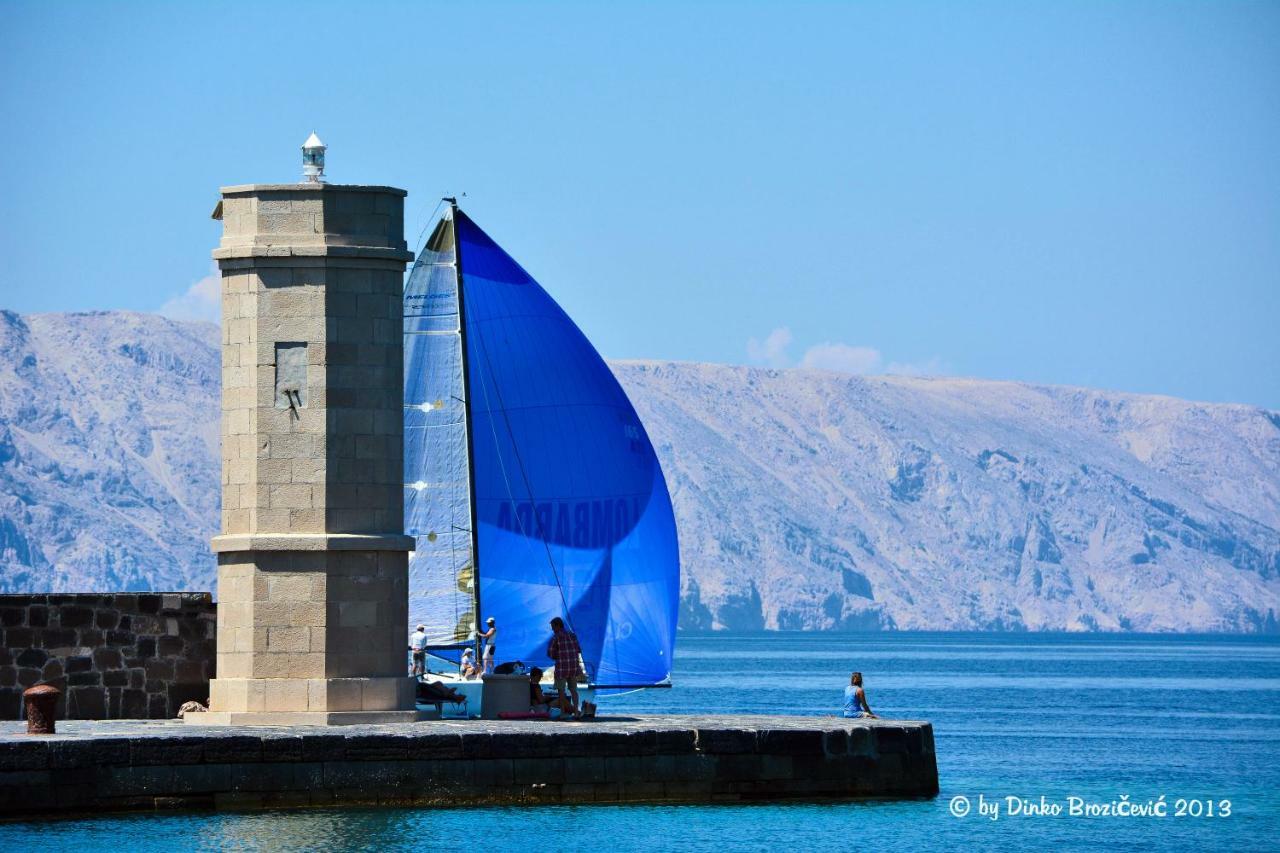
1,310,1276,632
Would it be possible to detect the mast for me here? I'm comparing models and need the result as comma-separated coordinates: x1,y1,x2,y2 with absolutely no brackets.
447,198,484,655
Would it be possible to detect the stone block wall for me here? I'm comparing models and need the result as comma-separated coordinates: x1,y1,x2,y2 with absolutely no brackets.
212,550,411,715
217,258,407,537
0,716,939,815
207,182,414,721
217,185,407,255
0,593,215,720
214,184,410,540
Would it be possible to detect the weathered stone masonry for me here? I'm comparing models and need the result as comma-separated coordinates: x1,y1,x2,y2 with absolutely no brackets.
0,593,214,721
0,715,939,815
207,183,417,724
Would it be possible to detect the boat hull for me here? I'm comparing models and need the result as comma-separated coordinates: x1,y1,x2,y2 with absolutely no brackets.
417,671,595,719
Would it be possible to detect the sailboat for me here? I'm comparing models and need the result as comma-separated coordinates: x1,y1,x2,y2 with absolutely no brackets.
403,200,680,713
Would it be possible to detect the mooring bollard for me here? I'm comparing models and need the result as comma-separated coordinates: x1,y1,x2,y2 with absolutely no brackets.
23,684,60,735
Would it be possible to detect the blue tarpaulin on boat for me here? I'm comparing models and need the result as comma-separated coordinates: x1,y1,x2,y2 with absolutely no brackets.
454,209,679,688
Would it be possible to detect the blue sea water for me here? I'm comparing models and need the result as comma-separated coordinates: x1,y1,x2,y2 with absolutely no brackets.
3,632,1278,851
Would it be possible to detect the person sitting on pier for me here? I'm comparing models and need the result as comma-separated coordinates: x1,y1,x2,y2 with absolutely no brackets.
546,617,583,718
843,671,878,719
460,647,478,679
409,624,428,676
528,666,572,716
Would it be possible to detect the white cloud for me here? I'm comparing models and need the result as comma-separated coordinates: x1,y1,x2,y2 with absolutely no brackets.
746,326,793,367
748,327,883,374
800,342,883,374
884,358,947,377
747,326,946,377
159,265,220,324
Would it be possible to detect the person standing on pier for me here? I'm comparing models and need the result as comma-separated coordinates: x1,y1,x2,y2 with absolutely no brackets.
409,624,428,676
843,671,878,719
547,617,583,717
477,617,497,674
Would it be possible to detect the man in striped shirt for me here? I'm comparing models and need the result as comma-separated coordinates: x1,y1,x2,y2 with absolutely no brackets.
546,617,582,717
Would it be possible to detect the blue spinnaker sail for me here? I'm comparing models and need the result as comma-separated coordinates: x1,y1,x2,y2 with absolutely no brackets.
455,209,679,688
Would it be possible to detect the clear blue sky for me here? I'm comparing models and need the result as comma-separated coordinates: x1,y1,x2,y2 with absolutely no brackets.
2,1,1277,407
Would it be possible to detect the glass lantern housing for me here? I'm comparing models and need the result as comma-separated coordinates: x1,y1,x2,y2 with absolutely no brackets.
301,133,326,182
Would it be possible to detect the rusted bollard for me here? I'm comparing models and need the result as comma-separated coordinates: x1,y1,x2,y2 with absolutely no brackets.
23,684,60,735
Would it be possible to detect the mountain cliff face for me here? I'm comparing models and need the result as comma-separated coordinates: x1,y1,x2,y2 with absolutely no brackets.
1,311,1277,632
0,311,220,594
615,362,1280,632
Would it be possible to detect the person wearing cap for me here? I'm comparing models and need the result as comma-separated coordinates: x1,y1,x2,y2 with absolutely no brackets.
408,624,428,676
459,647,478,679
477,616,497,674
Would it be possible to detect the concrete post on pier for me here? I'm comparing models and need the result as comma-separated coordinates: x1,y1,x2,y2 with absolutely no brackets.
195,174,419,724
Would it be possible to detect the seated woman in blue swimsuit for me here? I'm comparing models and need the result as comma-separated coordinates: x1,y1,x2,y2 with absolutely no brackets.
842,671,878,719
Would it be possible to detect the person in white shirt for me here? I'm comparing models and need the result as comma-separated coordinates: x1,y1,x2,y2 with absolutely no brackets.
460,647,478,679
477,617,497,674
408,624,428,676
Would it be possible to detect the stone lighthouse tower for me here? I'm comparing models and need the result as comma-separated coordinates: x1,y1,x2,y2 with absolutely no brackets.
199,137,418,724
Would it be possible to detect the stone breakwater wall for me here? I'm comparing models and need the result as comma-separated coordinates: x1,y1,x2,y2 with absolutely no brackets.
0,594,215,721
0,715,938,814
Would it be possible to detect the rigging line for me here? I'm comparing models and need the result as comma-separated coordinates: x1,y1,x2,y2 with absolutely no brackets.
468,310,579,642
449,465,461,641
608,549,621,686
435,253,467,645
444,361,460,639
450,293,470,644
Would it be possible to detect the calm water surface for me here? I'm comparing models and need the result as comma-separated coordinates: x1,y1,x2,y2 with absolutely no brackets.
4,632,1277,851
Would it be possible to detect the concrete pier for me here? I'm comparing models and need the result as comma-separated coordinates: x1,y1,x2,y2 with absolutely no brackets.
0,715,937,815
